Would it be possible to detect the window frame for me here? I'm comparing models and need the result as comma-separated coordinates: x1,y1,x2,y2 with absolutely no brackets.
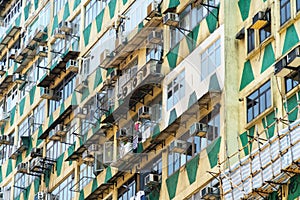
280,0,291,25
246,80,272,123
247,28,255,53
167,70,185,110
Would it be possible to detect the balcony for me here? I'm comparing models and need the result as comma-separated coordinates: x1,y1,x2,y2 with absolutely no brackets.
102,16,162,69
0,23,21,51
37,41,79,88
103,59,164,123
221,119,300,199
65,122,110,161
14,27,47,73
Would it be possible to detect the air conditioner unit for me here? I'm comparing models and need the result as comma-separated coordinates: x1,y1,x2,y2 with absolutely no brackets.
76,75,88,91
115,36,127,51
59,21,73,33
274,56,289,77
169,140,189,154
88,144,102,153
13,73,26,84
66,60,79,73
8,48,18,59
201,187,220,199
82,150,95,163
53,28,66,39
147,1,158,18
138,106,151,119
30,157,44,171
0,135,10,145
122,85,129,97
55,124,66,136
116,128,127,139
251,11,270,29
49,130,61,141
30,148,43,158
100,49,113,66
287,46,300,68
110,69,122,81
17,162,28,173
147,31,162,45
189,122,207,137
163,13,179,26
41,89,62,101
37,46,48,57
145,173,160,187
74,107,89,119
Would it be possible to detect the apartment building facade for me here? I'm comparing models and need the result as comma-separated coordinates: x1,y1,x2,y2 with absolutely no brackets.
0,0,299,199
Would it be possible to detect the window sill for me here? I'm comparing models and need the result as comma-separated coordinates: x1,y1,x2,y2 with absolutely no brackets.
245,106,274,130
278,18,295,34
246,35,275,61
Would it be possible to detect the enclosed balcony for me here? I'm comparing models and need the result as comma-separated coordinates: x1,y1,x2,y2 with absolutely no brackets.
9,135,30,159
103,59,164,123
101,4,162,69
37,40,79,88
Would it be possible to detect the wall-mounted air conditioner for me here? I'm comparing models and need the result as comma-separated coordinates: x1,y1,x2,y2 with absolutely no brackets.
189,122,207,137
74,107,88,119
13,73,26,84
17,162,28,173
287,46,300,68
8,48,18,59
59,21,73,33
37,46,48,57
145,173,160,187
30,147,43,158
147,1,158,18
200,186,220,199
53,28,66,39
274,56,289,77
251,10,270,29
55,124,66,136
66,60,78,73
41,89,62,101
75,75,88,91
138,106,151,119
163,13,179,26
100,49,113,66
169,140,189,154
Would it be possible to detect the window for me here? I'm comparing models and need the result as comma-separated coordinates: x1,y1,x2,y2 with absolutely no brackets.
259,23,271,43
118,180,136,200
146,45,162,62
52,173,75,200
7,85,18,112
297,0,300,12
280,0,291,25
85,0,107,27
285,72,300,92
79,163,95,190
167,70,185,110
199,107,220,149
247,81,271,122
200,38,221,80
32,101,45,132
14,174,35,198
169,0,219,48
247,28,255,53
18,117,30,138
48,73,76,114
46,140,67,160
0,133,14,164
53,0,67,16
